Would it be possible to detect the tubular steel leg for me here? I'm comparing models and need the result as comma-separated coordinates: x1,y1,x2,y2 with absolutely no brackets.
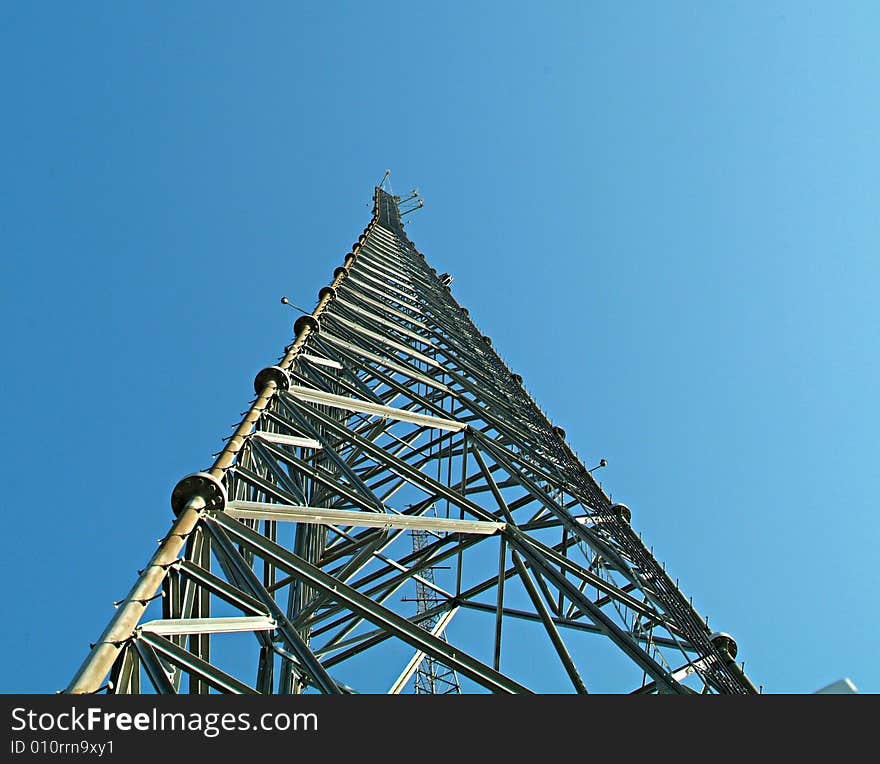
66,497,206,693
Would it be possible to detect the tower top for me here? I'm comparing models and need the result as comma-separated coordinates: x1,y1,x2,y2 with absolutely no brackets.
374,187,405,234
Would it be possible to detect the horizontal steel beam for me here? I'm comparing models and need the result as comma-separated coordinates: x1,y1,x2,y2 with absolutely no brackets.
299,353,343,370
285,384,464,432
253,431,323,449
139,616,276,636
224,502,505,535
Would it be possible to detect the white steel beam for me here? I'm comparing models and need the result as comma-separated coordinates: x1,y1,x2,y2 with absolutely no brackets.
253,431,323,449
299,353,344,370
138,616,276,636
285,384,464,431
225,501,504,535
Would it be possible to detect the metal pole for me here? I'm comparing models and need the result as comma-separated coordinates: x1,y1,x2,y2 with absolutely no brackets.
66,496,206,693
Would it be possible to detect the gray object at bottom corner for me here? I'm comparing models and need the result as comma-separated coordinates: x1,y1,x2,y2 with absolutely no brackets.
814,678,858,694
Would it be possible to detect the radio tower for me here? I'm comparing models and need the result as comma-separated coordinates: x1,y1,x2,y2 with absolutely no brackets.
66,179,756,694
409,526,462,694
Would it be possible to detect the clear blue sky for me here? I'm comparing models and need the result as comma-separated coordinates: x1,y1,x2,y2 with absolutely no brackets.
2,1,879,694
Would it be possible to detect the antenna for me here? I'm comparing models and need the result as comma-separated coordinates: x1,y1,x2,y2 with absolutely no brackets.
280,296,309,314
400,198,424,217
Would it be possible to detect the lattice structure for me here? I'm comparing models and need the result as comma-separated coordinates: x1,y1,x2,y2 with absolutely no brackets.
66,186,756,694
409,526,461,694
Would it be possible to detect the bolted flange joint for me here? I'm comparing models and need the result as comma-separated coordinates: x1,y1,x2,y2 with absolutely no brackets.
710,632,738,660
318,285,337,302
610,503,632,524
171,472,227,516
254,365,291,395
293,315,320,336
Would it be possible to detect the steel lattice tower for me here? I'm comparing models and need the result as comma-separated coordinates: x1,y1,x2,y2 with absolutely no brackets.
409,525,462,694
67,185,756,695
